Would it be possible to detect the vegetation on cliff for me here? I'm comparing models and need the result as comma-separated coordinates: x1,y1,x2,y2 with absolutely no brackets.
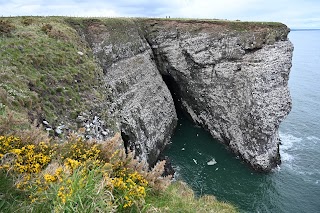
0,129,236,212
0,16,237,212
0,16,109,135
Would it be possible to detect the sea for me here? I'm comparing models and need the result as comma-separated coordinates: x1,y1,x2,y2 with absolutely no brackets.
164,30,320,213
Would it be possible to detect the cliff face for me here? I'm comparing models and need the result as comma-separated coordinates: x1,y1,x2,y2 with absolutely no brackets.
71,19,293,171
73,19,177,166
141,20,293,171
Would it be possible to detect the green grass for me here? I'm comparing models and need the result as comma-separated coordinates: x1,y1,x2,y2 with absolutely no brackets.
0,16,106,131
145,181,237,212
137,17,286,31
0,172,237,213
0,167,114,213
0,171,28,212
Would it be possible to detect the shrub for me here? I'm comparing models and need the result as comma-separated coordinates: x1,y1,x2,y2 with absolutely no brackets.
0,20,16,36
21,18,33,26
41,24,53,34
0,132,171,212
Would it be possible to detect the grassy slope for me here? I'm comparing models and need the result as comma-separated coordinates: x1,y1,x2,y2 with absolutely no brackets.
0,17,106,132
145,181,237,212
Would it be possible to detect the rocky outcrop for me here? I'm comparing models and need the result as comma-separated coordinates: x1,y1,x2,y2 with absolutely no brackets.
69,19,293,171
74,19,177,166
142,20,293,171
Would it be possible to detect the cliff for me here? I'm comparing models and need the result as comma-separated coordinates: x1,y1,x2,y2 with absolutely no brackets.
141,19,293,171
0,17,293,171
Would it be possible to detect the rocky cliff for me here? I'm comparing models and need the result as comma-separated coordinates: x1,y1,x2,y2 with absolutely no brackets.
69,18,293,171
69,19,178,166
141,20,293,171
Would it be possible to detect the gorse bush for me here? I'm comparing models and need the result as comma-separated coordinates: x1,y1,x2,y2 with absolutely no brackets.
21,18,34,26
0,132,170,212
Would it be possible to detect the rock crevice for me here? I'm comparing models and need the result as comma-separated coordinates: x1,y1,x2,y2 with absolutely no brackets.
73,19,293,171
141,20,293,171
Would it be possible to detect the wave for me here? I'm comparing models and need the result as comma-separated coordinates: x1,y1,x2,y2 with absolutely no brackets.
172,165,181,181
279,132,302,165
279,132,302,151
279,132,320,180
306,135,320,141
281,152,294,163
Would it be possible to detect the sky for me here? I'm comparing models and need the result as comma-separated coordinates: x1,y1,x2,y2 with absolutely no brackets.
0,0,319,29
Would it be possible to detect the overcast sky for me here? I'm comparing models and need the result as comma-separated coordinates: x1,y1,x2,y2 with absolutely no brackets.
0,0,319,29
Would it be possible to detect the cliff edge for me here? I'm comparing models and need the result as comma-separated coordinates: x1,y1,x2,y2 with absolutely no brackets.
74,18,292,171
0,17,293,171
141,19,293,171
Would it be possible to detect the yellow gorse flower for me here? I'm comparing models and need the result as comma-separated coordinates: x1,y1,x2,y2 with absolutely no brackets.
0,136,52,174
44,174,57,182
0,134,152,211
64,158,81,172
110,167,149,209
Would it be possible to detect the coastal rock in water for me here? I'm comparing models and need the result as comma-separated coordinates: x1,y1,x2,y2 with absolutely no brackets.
70,19,293,171
207,158,217,166
143,20,293,171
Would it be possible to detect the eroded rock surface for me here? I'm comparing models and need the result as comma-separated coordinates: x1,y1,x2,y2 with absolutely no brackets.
76,19,177,166
142,20,293,171
70,19,293,171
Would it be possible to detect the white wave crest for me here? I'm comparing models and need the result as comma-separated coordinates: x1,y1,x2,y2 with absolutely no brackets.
279,132,302,163
306,135,320,141
279,132,302,151
281,152,294,162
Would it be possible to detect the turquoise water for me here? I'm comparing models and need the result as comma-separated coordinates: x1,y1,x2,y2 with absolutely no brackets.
164,30,320,213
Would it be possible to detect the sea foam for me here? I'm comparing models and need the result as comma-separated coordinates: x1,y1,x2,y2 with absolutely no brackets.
279,132,302,163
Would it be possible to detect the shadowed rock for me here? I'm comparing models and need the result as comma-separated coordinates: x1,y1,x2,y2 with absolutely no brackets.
70,18,293,171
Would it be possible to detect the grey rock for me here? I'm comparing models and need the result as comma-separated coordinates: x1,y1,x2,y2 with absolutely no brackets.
81,19,178,166
55,127,63,135
105,50,177,165
143,20,293,171
73,19,293,171
76,115,86,123
42,120,49,126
